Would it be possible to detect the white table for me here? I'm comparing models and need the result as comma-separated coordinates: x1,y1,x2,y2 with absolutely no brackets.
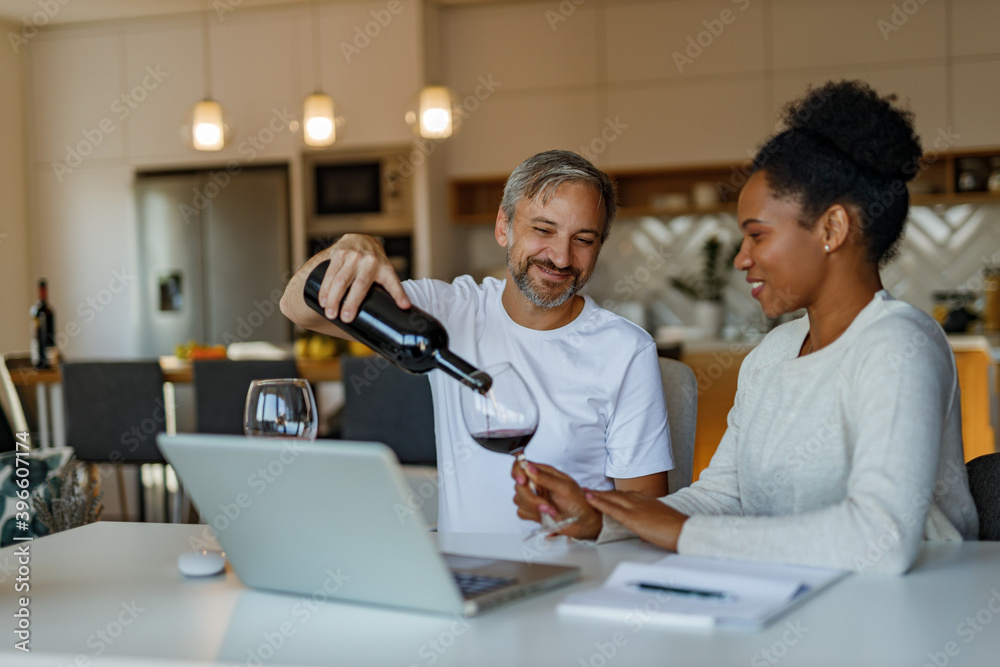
2,523,1000,667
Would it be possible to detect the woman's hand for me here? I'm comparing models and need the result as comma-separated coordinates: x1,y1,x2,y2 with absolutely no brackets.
584,490,688,551
512,461,603,540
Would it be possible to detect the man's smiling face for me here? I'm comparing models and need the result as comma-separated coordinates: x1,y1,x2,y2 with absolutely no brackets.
499,181,605,309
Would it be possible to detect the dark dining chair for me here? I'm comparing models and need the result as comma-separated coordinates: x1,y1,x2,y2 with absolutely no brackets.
192,359,299,435
339,356,436,465
967,452,1000,541
61,360,168,521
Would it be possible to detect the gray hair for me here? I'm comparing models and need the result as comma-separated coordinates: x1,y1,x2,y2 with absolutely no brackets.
500,150,617,243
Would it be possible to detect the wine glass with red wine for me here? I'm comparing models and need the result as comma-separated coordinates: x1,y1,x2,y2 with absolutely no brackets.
459,362,577,538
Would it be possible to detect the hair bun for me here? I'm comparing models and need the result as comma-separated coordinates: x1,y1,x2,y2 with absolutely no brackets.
782,80,922,182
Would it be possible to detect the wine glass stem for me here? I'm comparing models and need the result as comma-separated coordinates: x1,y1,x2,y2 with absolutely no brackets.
515,452,538,494
517,451,558,527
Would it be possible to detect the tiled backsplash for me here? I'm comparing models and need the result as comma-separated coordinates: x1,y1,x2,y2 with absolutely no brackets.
585,202,1000,338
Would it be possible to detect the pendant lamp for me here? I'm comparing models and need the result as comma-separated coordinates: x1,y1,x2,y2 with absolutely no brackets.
417,85,454,140
303,2,335,147
192,4,224,151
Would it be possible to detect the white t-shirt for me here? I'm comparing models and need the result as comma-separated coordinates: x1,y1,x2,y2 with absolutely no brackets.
403,276,673,533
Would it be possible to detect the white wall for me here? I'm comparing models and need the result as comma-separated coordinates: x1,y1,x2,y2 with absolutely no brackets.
22,0,423,358
439,0,1000,277
442,0,1000,176
0,19,31,355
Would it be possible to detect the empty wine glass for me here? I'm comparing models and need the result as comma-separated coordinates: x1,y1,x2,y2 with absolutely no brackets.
244,378,318,440
459,362,577,539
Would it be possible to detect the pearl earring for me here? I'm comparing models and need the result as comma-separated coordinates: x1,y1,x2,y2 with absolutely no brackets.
824,244,831,253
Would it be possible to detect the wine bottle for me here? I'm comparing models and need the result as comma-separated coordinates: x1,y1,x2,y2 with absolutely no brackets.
303,260,492,394
30,279,56,369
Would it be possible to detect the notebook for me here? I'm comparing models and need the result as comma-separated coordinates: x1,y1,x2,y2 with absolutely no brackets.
157,433,579,616
557,554,845,630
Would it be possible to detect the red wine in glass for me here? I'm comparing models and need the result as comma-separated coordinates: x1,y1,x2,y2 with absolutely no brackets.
471,428,536,455
460,362,577,538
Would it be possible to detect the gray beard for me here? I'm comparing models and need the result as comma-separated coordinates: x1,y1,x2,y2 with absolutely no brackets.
508,252,583,309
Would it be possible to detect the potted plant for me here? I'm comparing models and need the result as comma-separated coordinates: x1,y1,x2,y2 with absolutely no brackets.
670,236,740,338
31,458,102,536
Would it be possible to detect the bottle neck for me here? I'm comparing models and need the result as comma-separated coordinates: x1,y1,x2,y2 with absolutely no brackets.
431,349,492,394
38,284,47,301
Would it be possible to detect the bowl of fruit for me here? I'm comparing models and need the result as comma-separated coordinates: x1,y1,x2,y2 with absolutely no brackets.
175,340,228,361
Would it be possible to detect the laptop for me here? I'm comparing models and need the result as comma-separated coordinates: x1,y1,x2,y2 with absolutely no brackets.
157,433,580,616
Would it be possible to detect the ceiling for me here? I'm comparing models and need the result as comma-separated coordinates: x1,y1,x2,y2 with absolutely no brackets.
0,0,499,26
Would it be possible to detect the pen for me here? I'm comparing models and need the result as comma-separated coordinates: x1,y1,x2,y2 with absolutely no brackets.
629,582,736,602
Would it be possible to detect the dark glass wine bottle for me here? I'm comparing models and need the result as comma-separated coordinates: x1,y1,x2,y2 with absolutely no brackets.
303,260,492,394
30,279,56,369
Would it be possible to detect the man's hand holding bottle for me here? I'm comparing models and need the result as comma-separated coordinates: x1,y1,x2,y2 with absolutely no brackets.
312,234,411,323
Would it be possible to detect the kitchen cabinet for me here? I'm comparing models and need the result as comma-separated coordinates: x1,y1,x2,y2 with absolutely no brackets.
451,162,740,224
449,148,1000,224
681,335,998,482
679,344,752,482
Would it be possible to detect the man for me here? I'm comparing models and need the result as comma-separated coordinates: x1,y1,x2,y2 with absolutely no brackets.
281,150,671,533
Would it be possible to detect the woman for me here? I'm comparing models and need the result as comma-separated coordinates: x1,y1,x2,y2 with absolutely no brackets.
513,80,979,574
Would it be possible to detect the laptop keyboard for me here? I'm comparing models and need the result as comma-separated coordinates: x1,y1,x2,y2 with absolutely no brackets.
452,571,516,597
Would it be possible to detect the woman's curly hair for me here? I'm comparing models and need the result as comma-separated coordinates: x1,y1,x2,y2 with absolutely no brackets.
751,80,923,267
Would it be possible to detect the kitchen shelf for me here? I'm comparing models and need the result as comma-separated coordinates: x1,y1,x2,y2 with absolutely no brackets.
450,162,743,223
450,177,507,225
449,148,1000,224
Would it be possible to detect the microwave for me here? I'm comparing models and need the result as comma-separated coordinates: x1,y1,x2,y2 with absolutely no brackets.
306,147,413,237
314,161,383,215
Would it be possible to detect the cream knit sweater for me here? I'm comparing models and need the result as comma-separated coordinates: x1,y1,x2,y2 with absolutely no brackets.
598,291,979,574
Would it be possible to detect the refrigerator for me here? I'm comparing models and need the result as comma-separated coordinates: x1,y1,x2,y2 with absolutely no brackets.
135,166,292,357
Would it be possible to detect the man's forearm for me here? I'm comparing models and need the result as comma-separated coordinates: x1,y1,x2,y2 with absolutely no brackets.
614,471,669,498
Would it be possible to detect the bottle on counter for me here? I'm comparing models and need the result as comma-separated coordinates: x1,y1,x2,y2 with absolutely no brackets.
987,157,1000,194
957,157,988,193
302,260,492,394
30,279,56,369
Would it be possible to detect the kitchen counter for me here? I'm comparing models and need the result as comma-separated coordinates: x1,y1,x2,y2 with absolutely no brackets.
947,332,1000,359
676,332,999,481
7,355,342,386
